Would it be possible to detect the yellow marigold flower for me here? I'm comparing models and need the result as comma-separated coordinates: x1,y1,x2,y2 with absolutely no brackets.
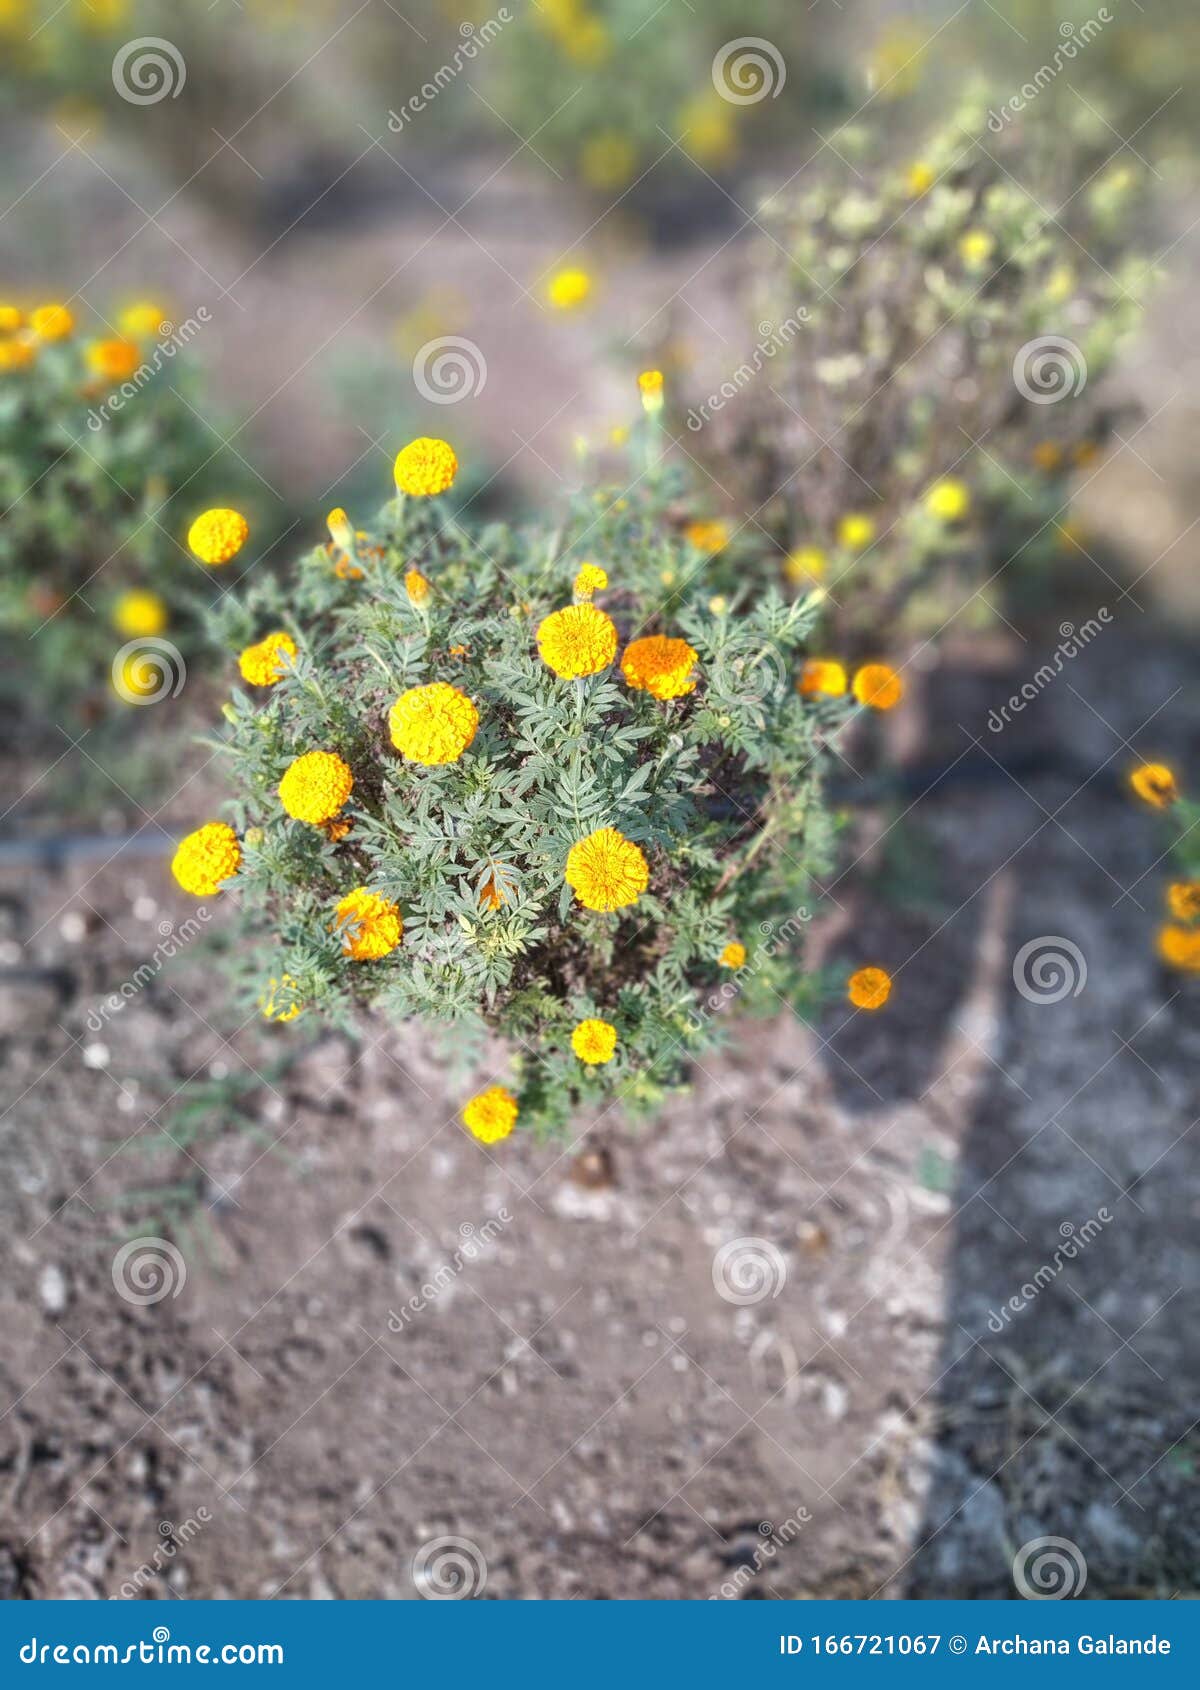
389,681,479,766
785,546,826,583
906,160,935,196
580,129,637,191
86,338,140,382
326,506,355,551
171,822,240,897
565,827,649,913
0,304,23,334
1166,882,1200,923
571,1018,617,1065
112,590,166,638
853,663,904,711
1130,762,1178,810
718,942,746,969
0,337,35,372
638,368,664,414
837,513,876,552
677,92,736,166
29,302,74,341
925,478,970,522
798,659,847,698
334,887,402,961
1157,924,1200,972
259,973,303,1023
405,567,431,606
546,266,592,310
684,518,729,554
393,437,457,497
573,562,608,599
621,634,698,701
959,228,995,269
239,629,297,687
537,603,618,679
279,750,353,824
119,300,167,338
188,507,249,566
1033,441,1064,472
461,1084,519,1144
848,966,892,1010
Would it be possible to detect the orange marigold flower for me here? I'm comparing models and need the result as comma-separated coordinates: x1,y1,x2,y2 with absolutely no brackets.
684,518,729,554
571,1018,617,1065
188,507,249,566
621,634,698,701
388,681,479,766
171,822,240,897
718,942,746,969
1167,882,1200,923
86,338,141,382
394,437,457,497
574,562,608,599
565,827,649,913
537,603,618,679
1157,924,1200,972
405,567,431,605
279,750,353,824
462,1084,519,1143
334,887,402,960
848,966,892,1010
798,659,847,698
0,337,36,373
238,630,297,687
325,817,352,843
1130,763,1178,809
29,302,73,341
853,663,904,711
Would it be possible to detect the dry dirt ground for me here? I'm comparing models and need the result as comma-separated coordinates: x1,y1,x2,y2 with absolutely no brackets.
1,623,1197,1601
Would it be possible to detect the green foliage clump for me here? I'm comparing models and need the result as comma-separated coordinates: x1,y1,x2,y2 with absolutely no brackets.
198,430,847,1137
703,83,1156,643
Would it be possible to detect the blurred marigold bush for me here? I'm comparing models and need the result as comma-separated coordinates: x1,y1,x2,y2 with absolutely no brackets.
176,422,869,1139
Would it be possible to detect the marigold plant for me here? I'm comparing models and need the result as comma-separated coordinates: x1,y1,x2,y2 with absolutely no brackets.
190,434,844,1136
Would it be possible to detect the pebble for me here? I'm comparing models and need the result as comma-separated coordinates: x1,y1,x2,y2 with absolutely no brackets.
38,1263,68,1314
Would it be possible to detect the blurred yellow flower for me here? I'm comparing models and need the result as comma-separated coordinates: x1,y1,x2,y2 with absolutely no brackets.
113,590,167,638
784,546,827,583
837,513,876,552
30,302,74,341
547,267,592,310
580,130,637,191
925,478,971,522
959,229,996,270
